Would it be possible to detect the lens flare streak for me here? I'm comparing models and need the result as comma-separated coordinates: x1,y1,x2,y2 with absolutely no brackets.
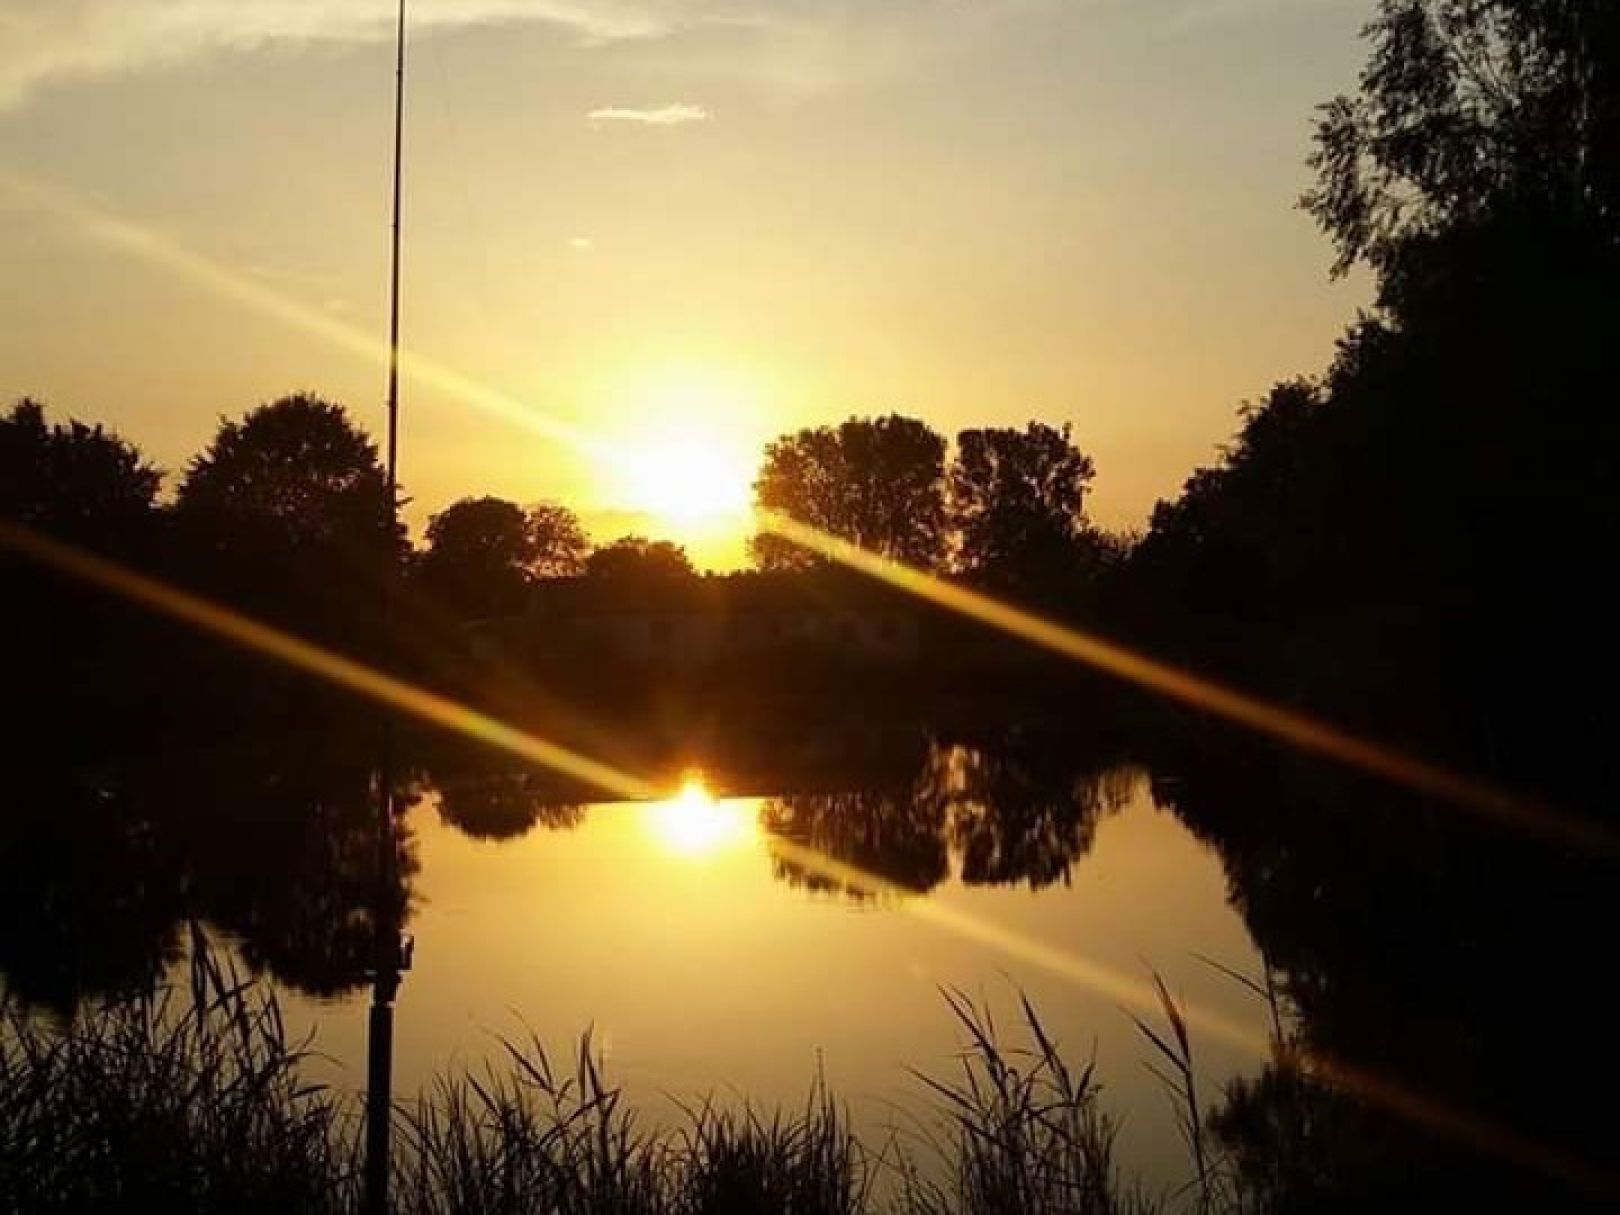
0,523,651,802
759,511,1618,857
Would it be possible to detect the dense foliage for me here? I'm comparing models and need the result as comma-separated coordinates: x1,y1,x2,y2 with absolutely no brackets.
417,496,590,621
751,414,950,573
1127,0,1620,802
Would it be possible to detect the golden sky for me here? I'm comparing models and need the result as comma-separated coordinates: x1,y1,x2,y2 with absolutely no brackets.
0,0,1373,569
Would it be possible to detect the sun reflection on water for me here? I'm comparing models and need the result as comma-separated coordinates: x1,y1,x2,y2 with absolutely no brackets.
647,775,757,859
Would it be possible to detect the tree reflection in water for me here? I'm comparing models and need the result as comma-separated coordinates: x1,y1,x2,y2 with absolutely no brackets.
0,722,1142,1010
763,731,1136,898
1151,738,1617,1210
942,746,1137,889
176,743,418,998
0,762,186,1015
0,729,417,1011
433,771,584,841
765,787,950,895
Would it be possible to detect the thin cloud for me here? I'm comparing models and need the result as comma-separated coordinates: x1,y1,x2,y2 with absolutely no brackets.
0,0,689,109
0,0,1037,111
586,103,709,126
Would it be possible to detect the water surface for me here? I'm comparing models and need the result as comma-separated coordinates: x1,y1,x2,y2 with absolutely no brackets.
271,754,1267,1191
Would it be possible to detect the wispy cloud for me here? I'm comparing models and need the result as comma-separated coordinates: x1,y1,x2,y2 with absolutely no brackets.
0,0,691,109
586,103,709,126
0,0,1039,112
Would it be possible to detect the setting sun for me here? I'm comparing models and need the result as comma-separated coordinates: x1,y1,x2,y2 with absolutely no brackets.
604,365,764,538
622,436,753,526
647,776,757,859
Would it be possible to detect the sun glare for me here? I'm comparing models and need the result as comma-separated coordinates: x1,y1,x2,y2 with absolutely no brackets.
648,776,756,859
625,437,753,525
606,364,762,534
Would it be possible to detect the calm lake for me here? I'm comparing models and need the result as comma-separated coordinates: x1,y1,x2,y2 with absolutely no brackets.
5,701,1612,1208
262,746,1268,1193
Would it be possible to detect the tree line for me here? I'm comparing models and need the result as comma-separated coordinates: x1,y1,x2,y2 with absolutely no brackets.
0,381,1131,741
1,395,1122,621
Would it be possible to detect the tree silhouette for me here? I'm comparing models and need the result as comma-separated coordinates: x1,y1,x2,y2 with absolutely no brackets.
751,414,948,572
172,394,398,649
0,398,160,553
950,422,1098,602
419,496,530,621
584,535,695,581
1126,0,1620,791
1130,379,1324,675
176,394,393,550
1115,42,1620,1193
526,501,592,578
2,399,166,719
1306,0,1620,278
762,787,950,897
416,496,588,621
433,770,585,841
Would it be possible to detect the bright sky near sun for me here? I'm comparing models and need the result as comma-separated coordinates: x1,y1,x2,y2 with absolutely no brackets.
0,0,1375,569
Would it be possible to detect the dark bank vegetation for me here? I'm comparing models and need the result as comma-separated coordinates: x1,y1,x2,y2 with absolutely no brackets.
0,936,1265,1215
0,931,356,1214
1123,0,1620,811
1141,717,1618,1212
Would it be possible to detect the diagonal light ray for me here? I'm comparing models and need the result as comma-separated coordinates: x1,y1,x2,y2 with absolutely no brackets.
3,520,1612,1194
0,523,651,801
5,169,1614,862
757,513,1620,856
0,171,615,465
767,835,1266,1056
764,839,1615,1195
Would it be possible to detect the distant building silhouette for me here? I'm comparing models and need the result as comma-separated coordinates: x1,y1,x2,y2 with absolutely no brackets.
511,571,920,672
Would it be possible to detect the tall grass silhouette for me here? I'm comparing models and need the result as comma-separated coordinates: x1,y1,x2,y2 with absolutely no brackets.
2,932,1283,1214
